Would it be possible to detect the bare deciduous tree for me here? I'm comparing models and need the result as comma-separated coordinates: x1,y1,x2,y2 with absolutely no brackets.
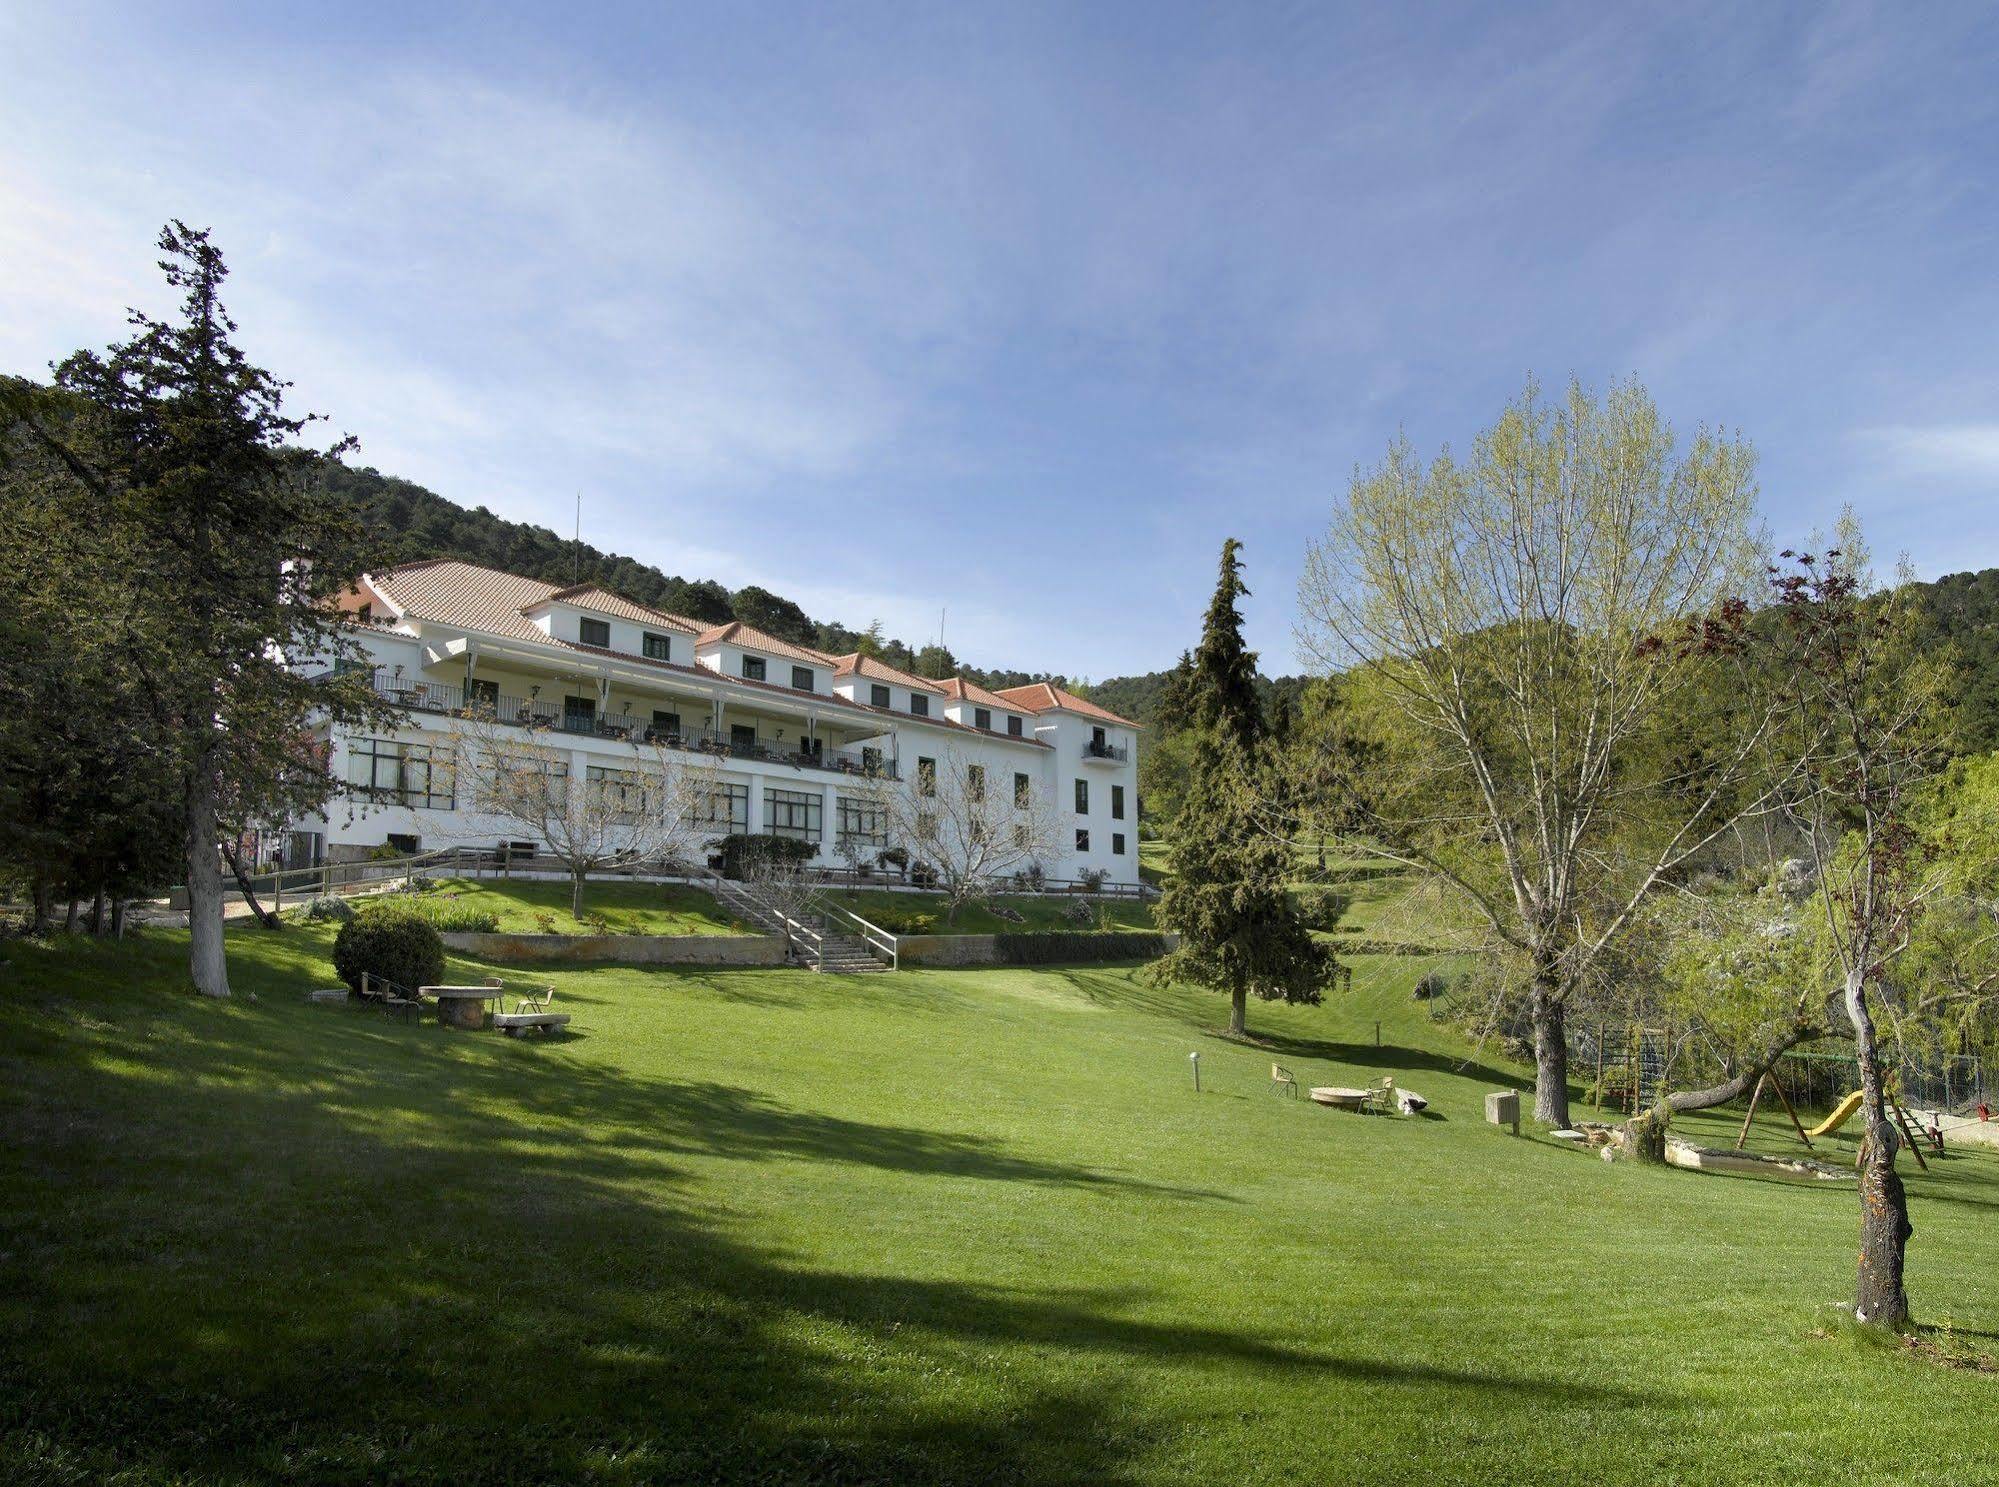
451,714,716,919
881,749,1060,925
1297,377,1789,1125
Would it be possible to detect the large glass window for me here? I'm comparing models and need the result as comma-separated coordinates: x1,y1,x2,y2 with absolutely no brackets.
587,765,649,822
765,787,822,843
346,737,454,809
643,632,672,661
689,782,748,833
837,794,888,848
580,618,611,648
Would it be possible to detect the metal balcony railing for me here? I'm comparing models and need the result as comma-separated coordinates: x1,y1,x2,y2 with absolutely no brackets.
1081,739,1129,763
351,668,899,780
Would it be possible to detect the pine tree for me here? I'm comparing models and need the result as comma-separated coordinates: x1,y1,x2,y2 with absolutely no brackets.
1193,538,1262,751
1149,734,1335,1037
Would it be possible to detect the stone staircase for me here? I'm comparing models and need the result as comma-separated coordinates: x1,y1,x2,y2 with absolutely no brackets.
700,870,892,974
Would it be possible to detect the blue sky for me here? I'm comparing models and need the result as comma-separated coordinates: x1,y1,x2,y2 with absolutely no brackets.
4,3,1997,679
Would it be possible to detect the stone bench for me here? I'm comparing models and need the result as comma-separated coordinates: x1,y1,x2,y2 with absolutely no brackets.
493,1012,572,1038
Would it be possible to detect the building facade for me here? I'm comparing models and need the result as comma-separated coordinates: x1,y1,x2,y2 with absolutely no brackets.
299,560,1143,885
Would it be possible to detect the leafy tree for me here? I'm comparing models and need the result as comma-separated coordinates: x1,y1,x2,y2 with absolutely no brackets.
20,223,394,996
730,585,816,644
1150,734,1336,1036
855,620,888,659
912,643,958,680
1298,377,1784,1124
1193,539,1262,751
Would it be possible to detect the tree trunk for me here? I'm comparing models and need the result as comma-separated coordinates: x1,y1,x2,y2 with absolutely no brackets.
1229,988,1247,1037
1663,1023,1826,1113
1530,958,1570,1126
30,873,52,936
111,897,126,937
221,842,279,929
570,871,586,919
89,886,106,935
185,749,231,998
65,896,80,933
1848,972,1911,1327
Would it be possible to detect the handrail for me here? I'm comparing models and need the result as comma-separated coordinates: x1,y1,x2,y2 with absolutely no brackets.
815,898,900,970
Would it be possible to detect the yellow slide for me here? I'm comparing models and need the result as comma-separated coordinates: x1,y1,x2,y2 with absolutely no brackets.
1808,1090,1866,1140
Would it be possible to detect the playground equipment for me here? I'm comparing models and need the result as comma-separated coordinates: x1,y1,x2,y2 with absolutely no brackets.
1806,1090,1865,1140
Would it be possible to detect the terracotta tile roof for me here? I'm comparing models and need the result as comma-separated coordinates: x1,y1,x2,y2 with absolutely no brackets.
831,653,947,694
936,676,1016,710
696,621,838,669
366,560,559,644
993,682,1141,728
540,583,706,634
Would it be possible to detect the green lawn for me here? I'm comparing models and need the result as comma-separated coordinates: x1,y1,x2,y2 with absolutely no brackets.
389,875,748,934
823,888,1156,935
5,927,1999,1485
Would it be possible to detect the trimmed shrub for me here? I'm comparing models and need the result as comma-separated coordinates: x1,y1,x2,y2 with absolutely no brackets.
332,905,445,994
863,905,939,935
994,931,1169,966
716,833,817,880
1293,887,1351,931
303,894,355,923
1413,970,1454,1001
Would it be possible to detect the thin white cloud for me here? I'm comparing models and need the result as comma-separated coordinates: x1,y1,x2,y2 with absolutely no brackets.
1859,425,1999,481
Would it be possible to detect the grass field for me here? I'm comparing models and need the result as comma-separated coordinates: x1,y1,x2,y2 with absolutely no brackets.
396,876,748,934
5,925,1999,1485
822,888,1156,934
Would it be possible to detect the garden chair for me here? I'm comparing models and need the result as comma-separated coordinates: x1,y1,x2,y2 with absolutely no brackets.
513,984,557,1016
1271,1063,1297,1098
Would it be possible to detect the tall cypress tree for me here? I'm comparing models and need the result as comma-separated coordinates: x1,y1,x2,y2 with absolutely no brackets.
1193,538,1262,751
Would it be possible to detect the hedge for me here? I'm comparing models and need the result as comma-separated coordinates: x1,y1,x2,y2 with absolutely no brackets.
714,833,817,880
332,904,446,994
993,931,1169,966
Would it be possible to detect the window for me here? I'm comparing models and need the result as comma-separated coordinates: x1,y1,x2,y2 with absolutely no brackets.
917,757,937,797
861,745,886,775
730,723,758,753
1112,832,1126,856
587,765,649,822
974,707,991,731
651,709,682,739
491,749,569,807
1013,822,1031,849
1007,715,1022,737
870,683,891,708
467,678,499,711
838,794,888,848
967,764,986,802
910,693,929,716
742,655,767,682
386,832,421,855
1014,772,1031,807
689,782,749,833
346,737,454,809
1074,778,1089,815
562,694,596,732
580,617,610,648
765,787,822,843
791,664,814,692
1111,784,1125,820
642,632,672,661
1075,828,1090,853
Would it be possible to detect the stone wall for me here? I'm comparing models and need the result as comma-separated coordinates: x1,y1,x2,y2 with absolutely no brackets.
441,931,785,966
895,931,1176,968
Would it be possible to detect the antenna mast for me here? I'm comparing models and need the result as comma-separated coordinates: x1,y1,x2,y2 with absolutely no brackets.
573,490,582,583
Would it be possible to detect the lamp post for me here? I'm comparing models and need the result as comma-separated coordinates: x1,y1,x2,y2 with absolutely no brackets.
1189,1051,1201,1093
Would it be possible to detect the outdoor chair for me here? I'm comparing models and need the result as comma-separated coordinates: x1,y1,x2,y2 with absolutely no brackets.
1271,1063,1297,1098
513,984,557,1016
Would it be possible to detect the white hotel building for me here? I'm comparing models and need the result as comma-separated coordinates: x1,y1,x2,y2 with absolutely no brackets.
302,560,1142,886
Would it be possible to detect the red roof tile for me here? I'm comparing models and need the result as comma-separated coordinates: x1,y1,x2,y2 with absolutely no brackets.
992,682,1141,728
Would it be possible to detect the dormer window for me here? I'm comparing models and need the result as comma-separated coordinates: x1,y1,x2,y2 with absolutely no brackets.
743,656,766,682
791,665,814,692
580,618,610,648
910,693,929,717
871,683,891,708
1007,715,1022,736
974,707,991,731
643,632,672,661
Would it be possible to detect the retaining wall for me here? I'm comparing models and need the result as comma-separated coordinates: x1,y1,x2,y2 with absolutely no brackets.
441,931,785,966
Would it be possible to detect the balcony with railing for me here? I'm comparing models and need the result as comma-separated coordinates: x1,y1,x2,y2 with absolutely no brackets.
346,668,900,780
1080,738,1129,764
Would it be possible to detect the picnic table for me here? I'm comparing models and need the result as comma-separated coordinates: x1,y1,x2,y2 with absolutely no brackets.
426,984,505,1030
1309,1086,1374,1111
